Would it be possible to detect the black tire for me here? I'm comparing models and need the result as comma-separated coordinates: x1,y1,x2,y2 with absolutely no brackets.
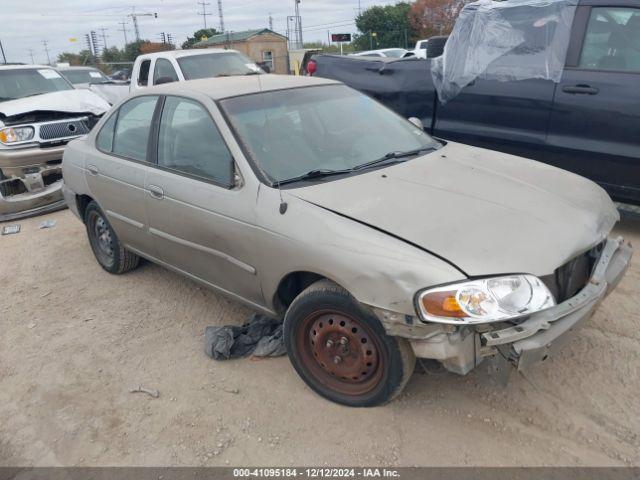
84,201,140,274
426,36,448,58
284,280,415,407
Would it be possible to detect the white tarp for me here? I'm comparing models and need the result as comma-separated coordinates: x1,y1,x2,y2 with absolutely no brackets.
0,88,111,118
431,0,578,103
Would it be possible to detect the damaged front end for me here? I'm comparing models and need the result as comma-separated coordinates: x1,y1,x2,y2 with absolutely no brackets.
375,236,632,379
0,111,101,221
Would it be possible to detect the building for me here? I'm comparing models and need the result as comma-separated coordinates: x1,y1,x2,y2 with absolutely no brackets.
195,29,289,74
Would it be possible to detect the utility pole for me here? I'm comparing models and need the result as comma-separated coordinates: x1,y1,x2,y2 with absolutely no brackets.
217,0,225,33
42,40,51,65
28,48,35,64
358,0,362,15
167,33,174,46
128,8,158,42
99,27,109,52
197,0,212,29
118,21,129,45
294,0,303,48
268,12,273,30
0,40,6,64
159,32,167,44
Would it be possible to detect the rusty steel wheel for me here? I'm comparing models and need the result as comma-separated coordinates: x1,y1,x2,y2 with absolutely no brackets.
284,280,415,407
298,311,385,396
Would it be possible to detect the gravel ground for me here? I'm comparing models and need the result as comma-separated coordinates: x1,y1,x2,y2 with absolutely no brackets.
1,209,638,467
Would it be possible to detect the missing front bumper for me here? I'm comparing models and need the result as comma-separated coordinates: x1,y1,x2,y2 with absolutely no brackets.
406,236,632,376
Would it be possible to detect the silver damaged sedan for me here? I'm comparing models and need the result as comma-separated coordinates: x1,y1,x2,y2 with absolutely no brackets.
62,75,633,407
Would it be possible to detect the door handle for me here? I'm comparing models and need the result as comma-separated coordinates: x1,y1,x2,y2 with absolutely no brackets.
148,184,164,199
562,84,599,95
87,164,99,176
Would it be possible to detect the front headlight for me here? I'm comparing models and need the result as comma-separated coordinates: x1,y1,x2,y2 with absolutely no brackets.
0,126,35,144
416,274,555,324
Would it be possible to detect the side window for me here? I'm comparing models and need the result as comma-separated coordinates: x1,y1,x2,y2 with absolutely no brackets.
96,112,117,152
157,96,234,186
262,51,274,71
153,58,179,85
138,60,151,86
96,112,118,153
112,96,158,161
579,7,640,72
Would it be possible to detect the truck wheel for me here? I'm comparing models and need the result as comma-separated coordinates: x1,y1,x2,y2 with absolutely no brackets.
84,201,140,274
284,280,415,407
426,36,448,58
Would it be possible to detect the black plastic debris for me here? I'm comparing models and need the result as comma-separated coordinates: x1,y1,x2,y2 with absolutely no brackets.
204,314,286,360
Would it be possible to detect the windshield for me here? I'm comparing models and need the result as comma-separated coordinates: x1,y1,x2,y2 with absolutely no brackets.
177,52,261,80
61,69,110,85
0,68,73,102
221,84,440,184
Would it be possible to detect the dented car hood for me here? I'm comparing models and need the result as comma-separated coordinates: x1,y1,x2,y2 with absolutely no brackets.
0,89,111,119
291,142,619,277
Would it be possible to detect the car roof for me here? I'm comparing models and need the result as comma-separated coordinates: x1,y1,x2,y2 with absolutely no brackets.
0,64,57,71
144,74,340,100
57,66,100,71
136,48,235,61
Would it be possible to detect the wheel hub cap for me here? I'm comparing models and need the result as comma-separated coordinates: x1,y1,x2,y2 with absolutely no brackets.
94,217,114,258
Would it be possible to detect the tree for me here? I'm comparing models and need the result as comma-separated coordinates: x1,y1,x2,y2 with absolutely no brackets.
353,2,417,51
182,28,221,49
101,46,123,64
56,50,93,66
409,0,468,38
139,41,175,54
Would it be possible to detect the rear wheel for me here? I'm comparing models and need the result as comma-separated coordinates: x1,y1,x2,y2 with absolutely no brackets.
84,201,140,274
284,280,415,407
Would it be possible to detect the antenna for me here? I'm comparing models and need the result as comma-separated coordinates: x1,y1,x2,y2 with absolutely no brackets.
256,74,287,215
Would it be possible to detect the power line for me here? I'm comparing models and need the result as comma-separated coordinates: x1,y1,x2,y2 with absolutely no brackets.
196,0,212,29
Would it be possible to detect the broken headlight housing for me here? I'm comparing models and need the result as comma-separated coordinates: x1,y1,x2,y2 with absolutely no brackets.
416,274,555,324
0,126,35,144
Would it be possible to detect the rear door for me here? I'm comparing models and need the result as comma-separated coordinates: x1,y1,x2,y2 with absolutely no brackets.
433,78,556,159
547,2,640,203
86,95,160,255
144,95,263,306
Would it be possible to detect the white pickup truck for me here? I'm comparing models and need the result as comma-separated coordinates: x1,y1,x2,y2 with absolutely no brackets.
99,49,264,105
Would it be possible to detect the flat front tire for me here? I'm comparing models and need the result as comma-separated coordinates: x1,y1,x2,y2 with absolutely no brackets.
284,280,415,407
84,201,140,274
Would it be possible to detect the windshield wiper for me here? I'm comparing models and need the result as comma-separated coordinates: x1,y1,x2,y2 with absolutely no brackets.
276,146,436,186
244,71,261,75
353,146,436,171
277,168,354,186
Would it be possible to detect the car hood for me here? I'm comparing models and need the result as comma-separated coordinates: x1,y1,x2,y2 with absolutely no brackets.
0,89,111,118
290,142,619,277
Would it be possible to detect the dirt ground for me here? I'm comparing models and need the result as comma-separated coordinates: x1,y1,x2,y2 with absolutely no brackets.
1,208,638,467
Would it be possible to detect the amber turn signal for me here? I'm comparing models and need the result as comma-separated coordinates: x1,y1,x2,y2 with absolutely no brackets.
420,290,466,318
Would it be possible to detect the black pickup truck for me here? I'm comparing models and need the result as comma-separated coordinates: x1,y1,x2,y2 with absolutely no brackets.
310,0,640,204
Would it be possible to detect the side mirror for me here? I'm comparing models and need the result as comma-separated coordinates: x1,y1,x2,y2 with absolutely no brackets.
408,117,424,130
155,76,176,85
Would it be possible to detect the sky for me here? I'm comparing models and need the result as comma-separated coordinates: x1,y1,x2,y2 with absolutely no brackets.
0,0,400,65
